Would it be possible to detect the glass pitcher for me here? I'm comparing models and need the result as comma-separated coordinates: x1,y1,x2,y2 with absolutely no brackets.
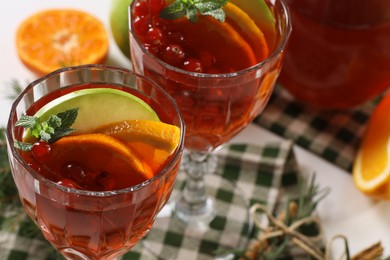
279,0,390,109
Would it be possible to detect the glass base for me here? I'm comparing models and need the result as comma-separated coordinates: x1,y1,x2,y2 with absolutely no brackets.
141,173,252,259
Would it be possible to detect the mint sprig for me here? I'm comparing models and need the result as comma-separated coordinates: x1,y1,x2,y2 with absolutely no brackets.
160,0,229,23
14,108,78,151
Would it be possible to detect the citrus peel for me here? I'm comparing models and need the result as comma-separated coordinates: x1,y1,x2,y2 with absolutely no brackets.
353,93,390,200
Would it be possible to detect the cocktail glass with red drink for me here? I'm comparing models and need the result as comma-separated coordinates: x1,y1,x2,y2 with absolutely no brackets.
6,64,185,260
129,0,291,257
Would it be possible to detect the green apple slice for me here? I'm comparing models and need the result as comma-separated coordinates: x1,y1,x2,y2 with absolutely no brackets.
35,88,160,133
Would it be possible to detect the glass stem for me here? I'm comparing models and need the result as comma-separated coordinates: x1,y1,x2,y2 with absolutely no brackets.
173,151,217,228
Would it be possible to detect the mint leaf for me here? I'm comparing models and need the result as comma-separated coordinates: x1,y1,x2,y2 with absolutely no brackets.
160,0,228,23
13,108,79,151
14,140,33,152
160,0,186,20
57,108,78,130
15,114,39,130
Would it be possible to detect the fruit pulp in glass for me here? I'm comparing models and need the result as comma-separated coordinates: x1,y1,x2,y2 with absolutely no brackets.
13,83,180,259
279,0,390,109
130,0,282,151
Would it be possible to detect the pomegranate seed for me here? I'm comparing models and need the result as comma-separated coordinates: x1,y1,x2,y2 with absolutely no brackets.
31,141,52,163
149,0,166,15
162,44,185,65
57,178,81,189
183,58,204,73
61,162,87,182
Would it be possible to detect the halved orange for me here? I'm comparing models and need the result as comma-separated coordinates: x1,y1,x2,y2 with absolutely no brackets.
16,9,109,75
353,92,390,200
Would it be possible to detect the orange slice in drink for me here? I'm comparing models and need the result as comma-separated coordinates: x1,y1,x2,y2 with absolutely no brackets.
165,2,268,71
94,120,181,154
223,2,269,61
352,93,390,200
95,119,181,173
16,9,108,75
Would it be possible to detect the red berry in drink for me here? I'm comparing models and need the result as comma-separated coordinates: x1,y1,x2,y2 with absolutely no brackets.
61,162,87,182
31,141,52,163
167,31,185,44
57,178,81,189
95,171,116,191
183,58,204,73
133,1,149,17
149,0,166,15
147,27,164,46
199,51,216,69
162,44,185,65
133,15,151,37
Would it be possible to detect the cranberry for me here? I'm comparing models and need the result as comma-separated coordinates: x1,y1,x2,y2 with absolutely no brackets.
95,171,116,191
31,141,52,163
146,27,164,46
61,162,87,182
199,51,216,69
133,15,151,37
149,0,166,15
57,178,81,189
144,43,161,57
167,31,185,44
133,1,149,17
183,58,204,73
207,67,222,74
162,44,186,65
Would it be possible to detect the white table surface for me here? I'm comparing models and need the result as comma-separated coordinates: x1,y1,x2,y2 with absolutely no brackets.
1,0,389,258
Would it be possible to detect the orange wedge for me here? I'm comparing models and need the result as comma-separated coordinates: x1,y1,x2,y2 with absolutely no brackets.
353,93,390,200
16,9,108,75
94,120,181,154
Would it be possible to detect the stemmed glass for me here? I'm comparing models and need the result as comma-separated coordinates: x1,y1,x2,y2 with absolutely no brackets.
5,65,185,260
129,0,291,256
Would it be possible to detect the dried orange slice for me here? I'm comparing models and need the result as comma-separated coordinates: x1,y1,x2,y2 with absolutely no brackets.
16,9,109,75
353,93,390,200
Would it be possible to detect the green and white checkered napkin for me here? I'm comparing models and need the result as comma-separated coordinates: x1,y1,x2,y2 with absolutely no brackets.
0,140,306,260
256,84,383,172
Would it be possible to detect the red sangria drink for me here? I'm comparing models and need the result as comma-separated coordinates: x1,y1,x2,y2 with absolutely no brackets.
6,65,185,260
129,0,291,257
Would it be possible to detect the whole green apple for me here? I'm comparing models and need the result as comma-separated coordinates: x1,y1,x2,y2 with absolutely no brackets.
110,0,133,59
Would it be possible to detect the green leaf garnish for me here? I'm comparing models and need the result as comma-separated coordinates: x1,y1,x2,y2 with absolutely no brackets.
14,108,78,151
160,0,229,23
